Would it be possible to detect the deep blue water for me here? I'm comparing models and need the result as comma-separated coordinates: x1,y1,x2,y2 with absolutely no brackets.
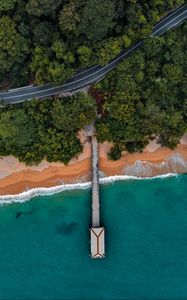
0,175,187,300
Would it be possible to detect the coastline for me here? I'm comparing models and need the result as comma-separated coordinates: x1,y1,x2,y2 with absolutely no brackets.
0,133,187,197
0,174,178,204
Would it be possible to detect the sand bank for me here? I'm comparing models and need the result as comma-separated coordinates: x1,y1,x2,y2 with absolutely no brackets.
0,133,187,196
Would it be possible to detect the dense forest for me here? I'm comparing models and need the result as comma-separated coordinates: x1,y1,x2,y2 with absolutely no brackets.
0,92,96,164
0,0,186,164
0,0,185,88
95,23,187,159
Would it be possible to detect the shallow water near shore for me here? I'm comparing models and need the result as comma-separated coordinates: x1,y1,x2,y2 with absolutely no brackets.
0,175,187,300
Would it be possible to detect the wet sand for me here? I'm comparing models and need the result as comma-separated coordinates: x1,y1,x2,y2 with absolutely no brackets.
0,133,187,196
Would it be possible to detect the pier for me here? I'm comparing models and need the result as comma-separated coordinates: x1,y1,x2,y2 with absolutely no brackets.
91,135,100,227
89,130,105,259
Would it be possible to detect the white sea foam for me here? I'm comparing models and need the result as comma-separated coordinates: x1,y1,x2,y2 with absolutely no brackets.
166,153,187,172
124,160,153,177
0,173,178,205
123,153,187,177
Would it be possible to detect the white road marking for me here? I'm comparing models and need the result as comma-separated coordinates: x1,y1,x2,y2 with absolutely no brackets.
151,9,187,36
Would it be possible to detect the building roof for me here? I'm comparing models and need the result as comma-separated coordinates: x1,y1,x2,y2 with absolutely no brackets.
90,227,105,258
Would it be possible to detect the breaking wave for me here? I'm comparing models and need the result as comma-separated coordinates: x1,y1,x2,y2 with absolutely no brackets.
124,153,187,177
0,173,178,205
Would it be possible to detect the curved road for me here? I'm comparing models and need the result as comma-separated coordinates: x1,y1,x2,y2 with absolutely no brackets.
0,4,187,104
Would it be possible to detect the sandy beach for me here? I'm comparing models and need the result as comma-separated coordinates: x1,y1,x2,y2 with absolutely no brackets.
0,132,187,196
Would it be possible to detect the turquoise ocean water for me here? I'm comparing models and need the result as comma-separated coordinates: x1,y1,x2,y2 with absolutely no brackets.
0,175,187,300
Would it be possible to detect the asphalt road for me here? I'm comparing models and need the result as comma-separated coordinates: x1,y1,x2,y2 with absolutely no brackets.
0,4,186,104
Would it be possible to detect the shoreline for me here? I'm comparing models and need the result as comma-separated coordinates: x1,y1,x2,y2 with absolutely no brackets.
0,133,187,197
0,173,180,204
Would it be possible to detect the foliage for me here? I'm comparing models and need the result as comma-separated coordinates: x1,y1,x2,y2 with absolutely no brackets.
96,24,187,157
78,0,116,42
97,38,122,66
0,0,184,88
0,93,96,165
0,16,29,84
30,42,75,85
0,1,186,164
108,144,122,160
0,0,18,11
58,1,80,36
77,46,92,67
51,92,96,132
26,0,64,17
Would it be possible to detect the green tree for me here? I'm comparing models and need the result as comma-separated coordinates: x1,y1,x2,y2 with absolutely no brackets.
26,0,63,16
120,35,131,48
51,40,67,60
33,22,55,46
97,38,122,65
104,91,139,122
51,92,96,132
108,144,122,160
163,63,182,84
77,45,92,67
30,46,51,84
144,36,165,59
0,0,18,11
95,24,186,158
78,0,116,42
0,16,29,75
48,61,74,85
43,129,82,164
51,40,75,64
159,111,186,149
0,109,36,148
58,1,80,36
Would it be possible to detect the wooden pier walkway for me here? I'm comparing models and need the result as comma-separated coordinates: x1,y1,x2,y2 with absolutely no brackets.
91,135,100,228
90,133,105,258
84,123,105,258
